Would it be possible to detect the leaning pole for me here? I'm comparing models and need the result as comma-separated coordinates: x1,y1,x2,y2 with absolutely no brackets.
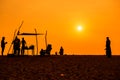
7,21,24,54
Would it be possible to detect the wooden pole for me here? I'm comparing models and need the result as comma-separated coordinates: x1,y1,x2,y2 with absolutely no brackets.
45,30,47,49
7,29,17,54
35,29,38,55
7,21,24,54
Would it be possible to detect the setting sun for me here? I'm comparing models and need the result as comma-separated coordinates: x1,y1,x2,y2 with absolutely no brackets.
77,26,83,31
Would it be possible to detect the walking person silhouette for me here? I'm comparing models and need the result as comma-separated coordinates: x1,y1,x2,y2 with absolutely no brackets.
105,37,112,58
1,37,7,56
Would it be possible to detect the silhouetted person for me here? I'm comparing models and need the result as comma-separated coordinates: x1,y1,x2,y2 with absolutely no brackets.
21,38,26,55
1,37,7,56
105,37,112,58
12,36,20,55
59,46,64,55
46,44,52,55
40,49,44,56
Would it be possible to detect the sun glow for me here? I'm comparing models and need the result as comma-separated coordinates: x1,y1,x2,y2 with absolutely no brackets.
77,26,83,31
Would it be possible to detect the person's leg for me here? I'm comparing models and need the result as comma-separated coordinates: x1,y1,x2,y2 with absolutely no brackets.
21,48,23,55
1,47,4,56
106,50,108,57
18,48,20,55
14,49,16,55
23,48,25,55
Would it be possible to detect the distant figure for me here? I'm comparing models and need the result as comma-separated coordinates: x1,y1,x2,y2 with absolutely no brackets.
59,46,64,55
12,36,20,55
46,44,52,55
40,49,44,56
105,37,112,58
21,38,26,55
1,37,7,56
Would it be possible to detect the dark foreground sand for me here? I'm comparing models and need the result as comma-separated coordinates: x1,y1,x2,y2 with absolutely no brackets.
0,55,120,80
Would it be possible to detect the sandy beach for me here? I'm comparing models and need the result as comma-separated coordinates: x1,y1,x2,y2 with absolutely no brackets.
0,55,120,80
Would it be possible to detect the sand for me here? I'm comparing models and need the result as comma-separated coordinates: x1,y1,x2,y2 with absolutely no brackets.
0,55,120,80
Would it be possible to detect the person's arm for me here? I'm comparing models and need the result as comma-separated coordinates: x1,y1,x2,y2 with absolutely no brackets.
5,42,7,44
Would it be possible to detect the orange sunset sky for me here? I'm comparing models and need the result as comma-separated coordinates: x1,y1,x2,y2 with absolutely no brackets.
0,0,120,55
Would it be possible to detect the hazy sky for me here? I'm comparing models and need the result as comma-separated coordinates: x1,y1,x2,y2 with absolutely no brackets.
0,0,120,55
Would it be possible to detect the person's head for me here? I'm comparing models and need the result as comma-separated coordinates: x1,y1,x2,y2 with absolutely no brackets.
2,37,5,40
22,38,24,40
106,37,109,40
15,36,18,39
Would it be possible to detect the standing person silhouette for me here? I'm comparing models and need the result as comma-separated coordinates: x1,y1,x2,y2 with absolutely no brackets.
21,38,26,55
12,36,20,55
1,37,7,56
46,44,52,55
59,46,64,55
105,37,112,58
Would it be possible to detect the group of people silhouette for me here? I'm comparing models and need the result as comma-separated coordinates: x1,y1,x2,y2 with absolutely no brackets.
0,36,64,56
1,36,111,57
12,37,26,55
54,46,64,55
40,45,64,56
1,36,26,56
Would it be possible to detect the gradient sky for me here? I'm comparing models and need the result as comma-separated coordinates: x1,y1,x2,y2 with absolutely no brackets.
0,0,120,55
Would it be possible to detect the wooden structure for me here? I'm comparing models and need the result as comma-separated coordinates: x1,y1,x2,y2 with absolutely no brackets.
8,21,44,55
